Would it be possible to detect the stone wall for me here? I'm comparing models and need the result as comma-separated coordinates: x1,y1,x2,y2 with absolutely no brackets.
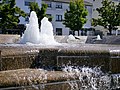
0,47,39,71
0,45,119,73
37,48,110,72
0,34,20,44
36,48,120,73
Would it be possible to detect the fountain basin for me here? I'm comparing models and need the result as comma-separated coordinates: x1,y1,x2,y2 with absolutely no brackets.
0,44,119,90
0,44,120,73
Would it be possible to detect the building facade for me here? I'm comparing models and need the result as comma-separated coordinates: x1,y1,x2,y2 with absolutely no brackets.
42,0,119,35
0,0,119,35
43,0,70,35
0,0,99,35
43,0,93,35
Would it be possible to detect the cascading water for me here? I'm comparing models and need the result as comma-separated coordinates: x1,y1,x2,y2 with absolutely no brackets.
20,11,59,45
62,66,111,90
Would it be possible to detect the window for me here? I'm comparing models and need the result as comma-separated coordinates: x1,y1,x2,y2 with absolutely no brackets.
93,9,95,11
56,15,62,21
25,13,29,22
56,2,62,9
46,2,52,8
5,0,9,3
24,0,35,6
47,14,51,17
56,28,62,35
25,1,30,6
25,16,29,22
113,0,118,1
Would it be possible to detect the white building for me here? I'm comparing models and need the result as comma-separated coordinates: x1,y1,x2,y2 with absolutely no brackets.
43,0,70,35
43,0,93,35
0,0,119,35
1,0,92,35
42,0,120,35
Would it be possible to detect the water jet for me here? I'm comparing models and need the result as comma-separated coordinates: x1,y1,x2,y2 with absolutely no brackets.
20,11,59,45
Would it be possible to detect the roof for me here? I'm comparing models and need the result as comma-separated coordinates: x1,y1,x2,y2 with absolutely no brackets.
43,0,93,5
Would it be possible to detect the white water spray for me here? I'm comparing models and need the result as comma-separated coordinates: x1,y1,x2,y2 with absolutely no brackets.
20,11,40,44
20,11,59,45
39,17,60,45
96,35,102,40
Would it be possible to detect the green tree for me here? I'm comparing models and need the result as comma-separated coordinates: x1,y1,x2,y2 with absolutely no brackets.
92,0,120,35
63,0,88,35
29,2,51,28
0,0,26,33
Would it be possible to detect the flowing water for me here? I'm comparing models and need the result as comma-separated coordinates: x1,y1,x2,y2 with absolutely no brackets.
62,66,111,90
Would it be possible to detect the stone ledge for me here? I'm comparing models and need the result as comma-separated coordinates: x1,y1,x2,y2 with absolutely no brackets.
0,69,78,87
0,34,20,44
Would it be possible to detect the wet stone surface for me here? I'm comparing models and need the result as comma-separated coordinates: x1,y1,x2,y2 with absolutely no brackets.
0,44,119,90
0,44,120,73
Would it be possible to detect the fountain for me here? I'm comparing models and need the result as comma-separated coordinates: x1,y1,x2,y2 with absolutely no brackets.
0,11,120,90
20,11,40,44
20,11,59,45
96,35,102,40
67,34,79,44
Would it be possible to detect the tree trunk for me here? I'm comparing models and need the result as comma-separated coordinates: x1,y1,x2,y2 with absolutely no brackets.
81,30,83,36
109,29,112,35
109,25,112,35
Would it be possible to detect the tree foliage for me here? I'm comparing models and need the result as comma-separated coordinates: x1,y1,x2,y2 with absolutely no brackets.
29,2,49,28
92,0,120,35
63,0,88,35
0,0,26,33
